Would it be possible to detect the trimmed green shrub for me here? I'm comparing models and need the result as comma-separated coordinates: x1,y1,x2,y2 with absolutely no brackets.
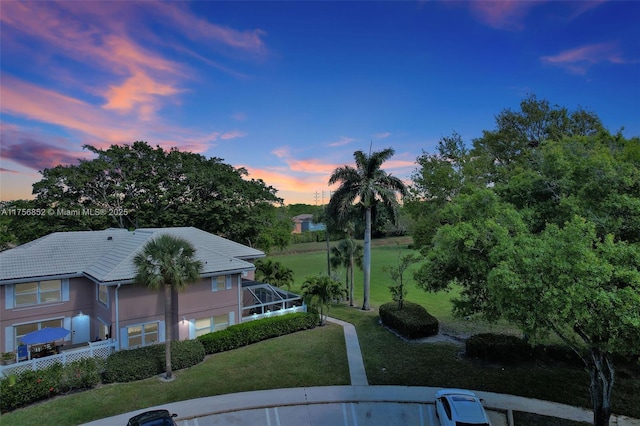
103,339,205,383
466,333,533,364
170,339,206,370
379,301,439,339
197,312,317,354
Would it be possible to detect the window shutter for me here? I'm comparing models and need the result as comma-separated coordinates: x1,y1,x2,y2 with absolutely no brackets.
188,321,195,340
158,321,165,342
226,275,232,290
63,318,72,342
211,277,216,292
120,328,128,349
229,311,235,326
5,326,15,352
5,285,14,309
62,279,69,301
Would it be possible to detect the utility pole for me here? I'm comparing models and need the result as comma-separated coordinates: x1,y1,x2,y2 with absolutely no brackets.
314,191,319,205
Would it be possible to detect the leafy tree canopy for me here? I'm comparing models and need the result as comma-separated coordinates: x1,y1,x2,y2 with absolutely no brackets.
412,97,639,425
11,141,289,250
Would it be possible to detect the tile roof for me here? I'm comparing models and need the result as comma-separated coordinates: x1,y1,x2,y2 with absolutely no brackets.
0,227,264,284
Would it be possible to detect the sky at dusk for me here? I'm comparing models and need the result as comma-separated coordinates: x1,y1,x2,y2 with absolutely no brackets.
1,1,639,205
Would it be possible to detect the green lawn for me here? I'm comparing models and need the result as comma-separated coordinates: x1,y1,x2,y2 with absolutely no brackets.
272,236,521,337
0,324,349,426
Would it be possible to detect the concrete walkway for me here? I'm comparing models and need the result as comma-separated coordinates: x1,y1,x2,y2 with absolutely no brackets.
82,318,640,426
326,316,368,386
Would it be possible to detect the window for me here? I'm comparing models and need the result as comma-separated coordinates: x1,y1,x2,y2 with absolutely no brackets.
212,275,231,292
127,322,158,348
213,314,229,331
15,318,63,347
15,280,62,306
97,285,109,306
194,314,229,337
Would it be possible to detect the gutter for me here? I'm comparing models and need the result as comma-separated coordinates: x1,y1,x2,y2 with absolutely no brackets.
115,283,121,350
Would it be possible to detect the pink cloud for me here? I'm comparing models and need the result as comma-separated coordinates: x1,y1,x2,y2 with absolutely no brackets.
102,71,182,118
467,1,540,31
373,132,391,139
326,136,356,147
271,147,292,159
152,2,268,55
541,42,632,74
220,130,247,140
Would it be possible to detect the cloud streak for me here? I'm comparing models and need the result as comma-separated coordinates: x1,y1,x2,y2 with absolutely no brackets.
541,42,632,74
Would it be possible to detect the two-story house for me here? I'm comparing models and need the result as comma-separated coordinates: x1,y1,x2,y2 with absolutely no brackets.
0,227,304,356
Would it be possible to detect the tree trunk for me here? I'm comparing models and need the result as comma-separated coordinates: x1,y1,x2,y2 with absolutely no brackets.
588,349,614,426
349,251,355,307
164,283,173,380
326,231,331,276
362,207,372,310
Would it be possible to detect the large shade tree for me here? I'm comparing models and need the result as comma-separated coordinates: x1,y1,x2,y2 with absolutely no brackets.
413,99,640,425
133,234,203,380
21,141,290,251
328,148,407,310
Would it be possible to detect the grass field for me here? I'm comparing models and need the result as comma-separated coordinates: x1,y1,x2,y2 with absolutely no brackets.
271,236,521,337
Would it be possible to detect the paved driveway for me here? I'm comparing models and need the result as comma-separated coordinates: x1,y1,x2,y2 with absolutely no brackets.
177,402,507,426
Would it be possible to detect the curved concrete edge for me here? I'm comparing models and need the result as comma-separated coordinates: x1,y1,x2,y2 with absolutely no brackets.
81,385,640,426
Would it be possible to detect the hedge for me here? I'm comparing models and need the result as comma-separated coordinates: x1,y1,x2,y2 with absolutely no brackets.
197,312,317,354
379,301,439,339
466,333,533,364
0,358,100,413
102,339,205,383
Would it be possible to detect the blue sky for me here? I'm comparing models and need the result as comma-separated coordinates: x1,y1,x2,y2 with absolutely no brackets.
1,1,639,205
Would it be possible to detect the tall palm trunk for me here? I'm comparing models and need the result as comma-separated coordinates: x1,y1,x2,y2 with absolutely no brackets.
362,207,372,310
349,250,355,307
164,283,173,380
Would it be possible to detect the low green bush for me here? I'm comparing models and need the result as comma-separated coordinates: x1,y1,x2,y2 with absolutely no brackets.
103,339,205,383
0,358,100,413
379,301,439,339
58,358,101,394
466,333,533,364
197,312,317,354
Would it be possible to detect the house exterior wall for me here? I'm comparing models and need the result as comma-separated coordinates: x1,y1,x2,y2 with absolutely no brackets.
1,277,97,352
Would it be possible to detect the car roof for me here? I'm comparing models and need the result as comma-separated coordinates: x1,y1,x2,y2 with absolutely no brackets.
435,388,479,398
127,409,174,426
436,389,489,423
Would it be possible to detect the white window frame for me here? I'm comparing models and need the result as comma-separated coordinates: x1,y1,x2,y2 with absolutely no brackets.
13,280,63,307
212,275,231,292
194,313,230,337
127,322,159,349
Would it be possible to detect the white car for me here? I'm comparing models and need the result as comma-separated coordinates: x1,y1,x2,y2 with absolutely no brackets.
435,389,491,426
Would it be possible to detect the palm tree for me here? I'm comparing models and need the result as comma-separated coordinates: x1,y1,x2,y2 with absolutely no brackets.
133,234,203,380
301,275,346,325
328,148,407,310
330,237,363,306
255,259,294,290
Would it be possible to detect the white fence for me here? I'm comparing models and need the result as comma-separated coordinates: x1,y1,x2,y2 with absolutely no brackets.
0,340,116,377
241,305,306,322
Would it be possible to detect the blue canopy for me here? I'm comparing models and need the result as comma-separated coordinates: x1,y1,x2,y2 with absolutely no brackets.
20,327,71,345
